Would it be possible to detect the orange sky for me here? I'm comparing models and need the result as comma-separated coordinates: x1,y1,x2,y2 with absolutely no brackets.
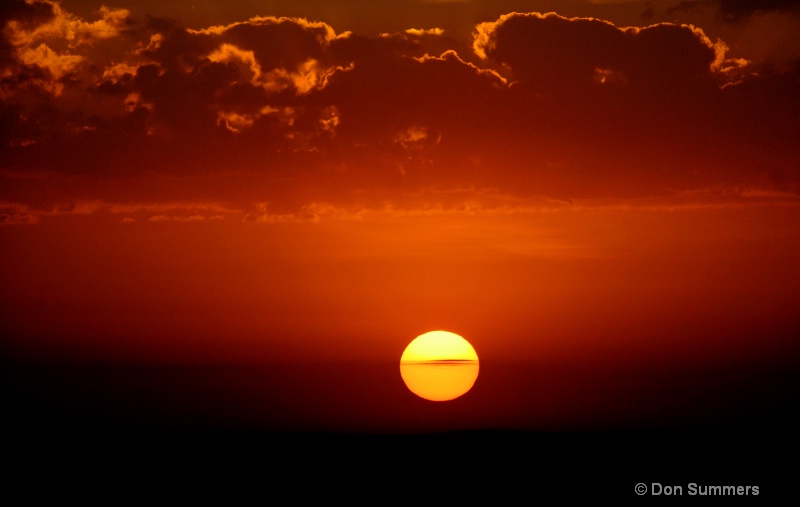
1,0,799,370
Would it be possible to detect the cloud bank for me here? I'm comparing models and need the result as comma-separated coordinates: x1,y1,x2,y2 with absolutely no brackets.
1,1,798,222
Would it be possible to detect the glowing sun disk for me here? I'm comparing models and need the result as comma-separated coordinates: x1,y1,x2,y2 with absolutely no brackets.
400,331,479,401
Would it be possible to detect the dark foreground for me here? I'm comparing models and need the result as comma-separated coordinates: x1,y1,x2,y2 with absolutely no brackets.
5,426,794,500
3,361,797,500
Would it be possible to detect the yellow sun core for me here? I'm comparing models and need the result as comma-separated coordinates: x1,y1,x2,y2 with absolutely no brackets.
400,330,479,401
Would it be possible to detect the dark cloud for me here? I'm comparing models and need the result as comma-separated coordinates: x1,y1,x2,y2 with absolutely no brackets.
474,12,725,94
316,49,507,141
726,0,800,12
1,3,798,214
668,0,800,21
0,0,56,29
719,0,800,19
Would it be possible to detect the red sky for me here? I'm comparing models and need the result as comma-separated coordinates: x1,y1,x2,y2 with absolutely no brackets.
1,0,799,369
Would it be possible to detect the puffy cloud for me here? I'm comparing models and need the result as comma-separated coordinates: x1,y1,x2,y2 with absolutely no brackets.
0,0,129,98
3,1,128,48
0,3,798,217
16,42,81,93
175,16,343,77
206,43,263,84
474,12,729,92
394,125,434,149
665,1,800,72
0,0,135,153
316,48,508,144
404,27,445,37
101,61,139,84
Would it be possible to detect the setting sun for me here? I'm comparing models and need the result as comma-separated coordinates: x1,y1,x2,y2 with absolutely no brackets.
400,331,479,401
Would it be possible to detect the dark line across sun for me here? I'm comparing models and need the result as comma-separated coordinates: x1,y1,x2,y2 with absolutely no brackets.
400,359,479,365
